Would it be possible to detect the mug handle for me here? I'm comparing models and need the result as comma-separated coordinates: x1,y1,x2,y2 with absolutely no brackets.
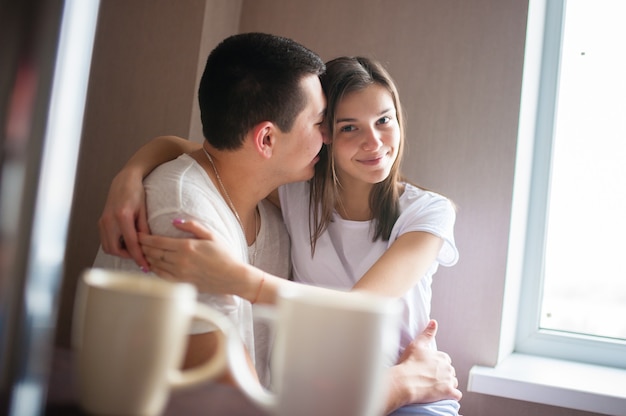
168,303,232,389
225,305,277,412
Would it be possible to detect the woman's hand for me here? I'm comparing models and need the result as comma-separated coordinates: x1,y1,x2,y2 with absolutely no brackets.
139,219,248,296
98,168,150,270
384,320,462,413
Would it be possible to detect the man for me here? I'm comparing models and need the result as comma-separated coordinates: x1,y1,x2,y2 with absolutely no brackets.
95,32,461,412
94,32,325,382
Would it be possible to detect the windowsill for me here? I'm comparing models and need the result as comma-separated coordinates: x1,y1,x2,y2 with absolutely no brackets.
468,353,626,416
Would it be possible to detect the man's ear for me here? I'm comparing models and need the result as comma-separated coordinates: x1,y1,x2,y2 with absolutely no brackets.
251,121,275,158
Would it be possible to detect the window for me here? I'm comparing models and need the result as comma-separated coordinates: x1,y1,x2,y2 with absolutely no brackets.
468,1,626,412
516,0,626,368
538,0,626,342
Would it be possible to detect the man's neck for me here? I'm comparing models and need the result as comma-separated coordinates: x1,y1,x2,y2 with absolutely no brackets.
191,146,265,244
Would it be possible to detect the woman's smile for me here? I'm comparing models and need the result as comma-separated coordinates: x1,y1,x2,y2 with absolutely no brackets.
356,152,389,166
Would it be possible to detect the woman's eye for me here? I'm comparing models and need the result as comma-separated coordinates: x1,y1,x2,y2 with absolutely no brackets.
378,116,392,125
340,125,356,132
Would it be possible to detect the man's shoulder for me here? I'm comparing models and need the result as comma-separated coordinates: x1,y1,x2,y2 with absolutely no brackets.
144,154,214,195
145,154,199,181
143,154,224,219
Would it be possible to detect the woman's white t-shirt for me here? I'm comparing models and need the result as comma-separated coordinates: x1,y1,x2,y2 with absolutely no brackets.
278,181,458,365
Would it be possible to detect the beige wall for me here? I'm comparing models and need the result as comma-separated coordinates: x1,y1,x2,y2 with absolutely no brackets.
56,0,241,346
58,1,596,415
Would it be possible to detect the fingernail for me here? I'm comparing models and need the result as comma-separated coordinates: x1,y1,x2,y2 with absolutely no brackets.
172,218,186,224
140,266,149,273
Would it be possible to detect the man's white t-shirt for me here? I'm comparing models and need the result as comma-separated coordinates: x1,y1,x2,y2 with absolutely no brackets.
249,199,291,388
93,154,254,358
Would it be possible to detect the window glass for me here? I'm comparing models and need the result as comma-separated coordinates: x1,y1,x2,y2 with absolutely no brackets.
539,0,626,341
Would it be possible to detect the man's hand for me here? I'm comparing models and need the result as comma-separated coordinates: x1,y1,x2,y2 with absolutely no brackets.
98,169,150,270
384,320,461,414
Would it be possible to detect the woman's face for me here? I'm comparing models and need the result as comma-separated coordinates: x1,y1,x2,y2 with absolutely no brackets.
332,84,400,187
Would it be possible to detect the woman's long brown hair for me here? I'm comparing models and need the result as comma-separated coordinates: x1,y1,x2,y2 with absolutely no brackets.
309,57,407,254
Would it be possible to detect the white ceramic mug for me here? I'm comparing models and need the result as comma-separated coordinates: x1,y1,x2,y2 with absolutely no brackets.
229,285,401,416
72,268,235,416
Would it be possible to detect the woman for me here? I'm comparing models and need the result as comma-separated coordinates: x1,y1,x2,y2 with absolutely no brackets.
99,57,461,415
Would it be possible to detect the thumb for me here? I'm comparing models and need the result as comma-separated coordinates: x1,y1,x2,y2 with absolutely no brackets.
417,319,438,346
395,319,439,365
171,218,214,240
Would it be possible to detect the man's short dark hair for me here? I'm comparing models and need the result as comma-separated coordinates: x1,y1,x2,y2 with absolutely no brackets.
198,32,325,150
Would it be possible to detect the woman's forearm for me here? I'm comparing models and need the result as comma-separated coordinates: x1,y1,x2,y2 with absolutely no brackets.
122,135,201,179
236,262,300,306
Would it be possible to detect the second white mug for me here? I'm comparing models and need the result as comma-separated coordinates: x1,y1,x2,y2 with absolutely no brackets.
230,285,401,416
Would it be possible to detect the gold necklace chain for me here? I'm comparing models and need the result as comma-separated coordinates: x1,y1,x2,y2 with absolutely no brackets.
202,147,257,263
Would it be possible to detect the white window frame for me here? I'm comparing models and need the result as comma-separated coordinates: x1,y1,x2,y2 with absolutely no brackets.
515,0,626,369
468,1,626,414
